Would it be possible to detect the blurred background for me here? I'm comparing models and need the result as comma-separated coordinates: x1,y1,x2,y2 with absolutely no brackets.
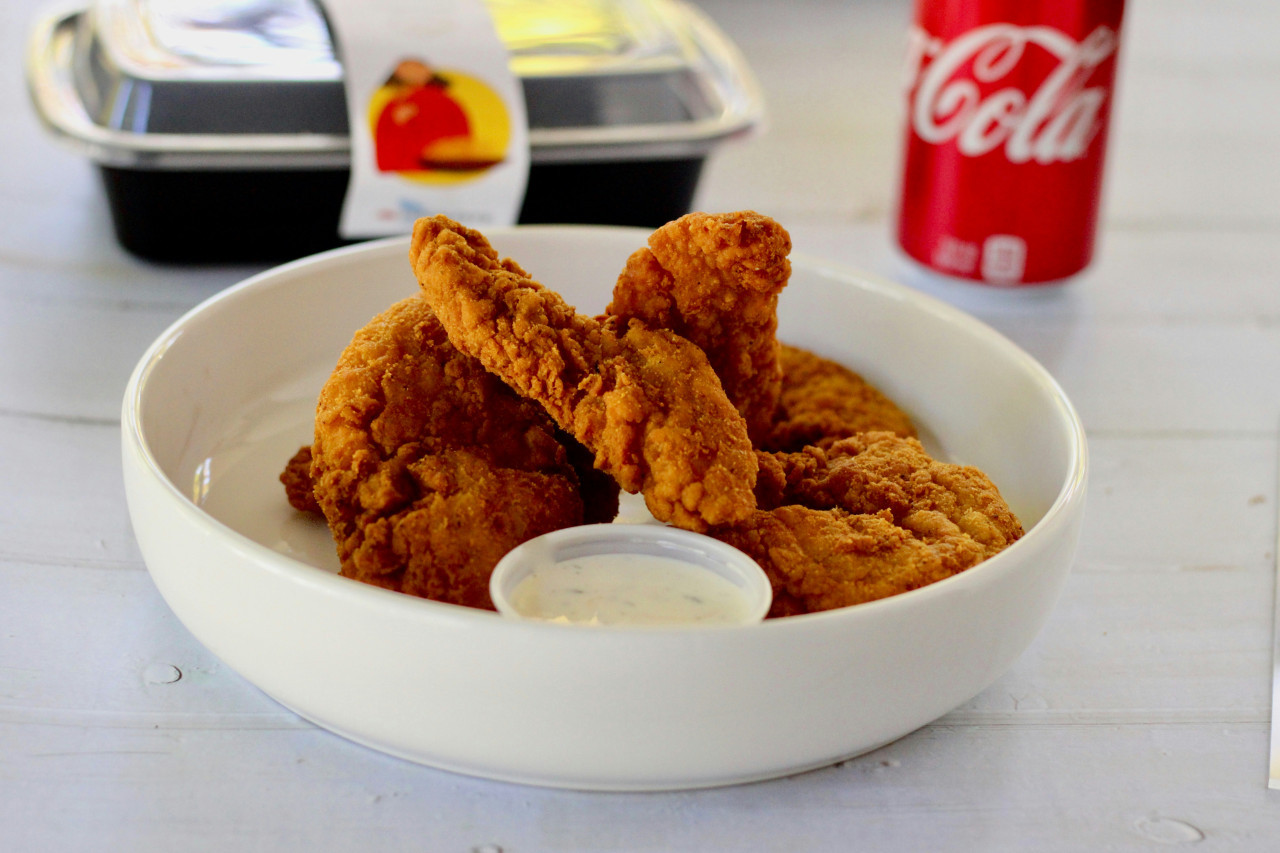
7,1,1275,280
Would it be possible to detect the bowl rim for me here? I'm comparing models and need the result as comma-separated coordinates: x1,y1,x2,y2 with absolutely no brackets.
122,227,1088,636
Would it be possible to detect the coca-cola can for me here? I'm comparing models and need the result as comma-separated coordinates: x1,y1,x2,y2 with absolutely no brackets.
895,0,1125,286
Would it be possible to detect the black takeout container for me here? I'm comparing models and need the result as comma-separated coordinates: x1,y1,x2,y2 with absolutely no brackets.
27,0,763,262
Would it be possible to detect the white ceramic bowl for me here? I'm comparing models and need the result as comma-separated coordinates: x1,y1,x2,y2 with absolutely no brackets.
122,227,1087,791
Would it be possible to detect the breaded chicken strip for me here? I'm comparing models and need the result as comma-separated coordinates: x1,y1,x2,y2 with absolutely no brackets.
280,444,322,514
609,211,791,443
410,214,756,531
288,429,616,526
714,432,1022,616
309,296,614,608
755,433,1022,551
714,506,988,615
765,344,917,451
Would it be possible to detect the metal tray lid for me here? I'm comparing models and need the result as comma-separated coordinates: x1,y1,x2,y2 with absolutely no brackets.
28,0,764,169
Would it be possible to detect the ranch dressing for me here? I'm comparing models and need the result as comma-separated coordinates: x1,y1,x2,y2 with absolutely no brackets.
508,552,754,627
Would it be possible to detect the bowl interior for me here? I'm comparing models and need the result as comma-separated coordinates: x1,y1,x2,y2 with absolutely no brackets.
130,229,1080,571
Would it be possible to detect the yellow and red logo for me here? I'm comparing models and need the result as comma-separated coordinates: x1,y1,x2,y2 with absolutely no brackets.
369,59,511,184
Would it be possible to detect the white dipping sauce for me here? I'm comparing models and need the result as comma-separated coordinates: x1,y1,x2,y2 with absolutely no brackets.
509,552,754,626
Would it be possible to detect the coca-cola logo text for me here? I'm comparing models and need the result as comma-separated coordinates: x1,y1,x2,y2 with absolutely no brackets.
905,24,1118,163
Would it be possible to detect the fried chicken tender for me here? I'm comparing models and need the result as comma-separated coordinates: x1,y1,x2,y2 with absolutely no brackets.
713,432,1023,616
280,444,321,514
309,296,615,608
765,344,917,452
602,212,909,451
755,433,1022,549
608,211,791,444
288,431,616,525
410,214,756,532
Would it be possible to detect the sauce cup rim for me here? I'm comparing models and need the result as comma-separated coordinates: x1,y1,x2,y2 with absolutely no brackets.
489,524,774,627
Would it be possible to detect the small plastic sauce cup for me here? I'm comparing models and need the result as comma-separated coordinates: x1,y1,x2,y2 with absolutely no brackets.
489,525,772,627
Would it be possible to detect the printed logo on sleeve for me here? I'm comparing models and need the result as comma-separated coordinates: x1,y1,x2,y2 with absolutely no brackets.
370,59,512,184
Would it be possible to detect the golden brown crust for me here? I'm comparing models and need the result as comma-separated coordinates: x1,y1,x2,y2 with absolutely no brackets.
309,296,596,608
291,211,1019,619
280,445,322,515
410,214,757,532
608,211,792,444
765,344,916,452
713,432,1023,616
758,433,1023,553
714,507,987,615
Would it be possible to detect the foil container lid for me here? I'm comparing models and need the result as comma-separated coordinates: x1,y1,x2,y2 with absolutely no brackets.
27,0,764,169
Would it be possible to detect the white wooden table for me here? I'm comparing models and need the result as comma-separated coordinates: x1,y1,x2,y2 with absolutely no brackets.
4,0,1279,849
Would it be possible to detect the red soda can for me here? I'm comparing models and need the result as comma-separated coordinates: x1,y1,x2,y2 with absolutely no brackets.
896,0,1125,286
